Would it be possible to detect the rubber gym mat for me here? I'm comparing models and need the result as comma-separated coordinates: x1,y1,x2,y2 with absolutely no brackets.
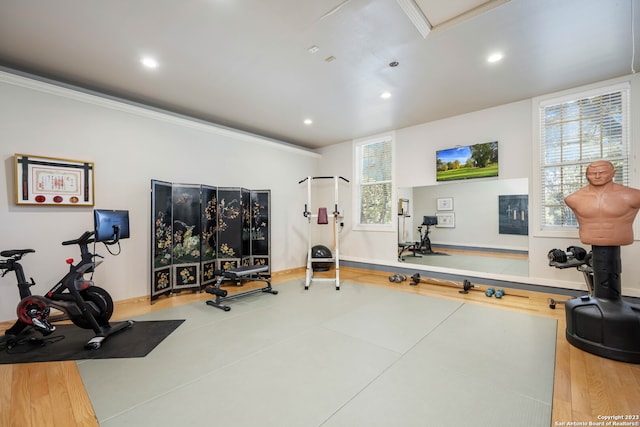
76,281,556,427
0,319,184,364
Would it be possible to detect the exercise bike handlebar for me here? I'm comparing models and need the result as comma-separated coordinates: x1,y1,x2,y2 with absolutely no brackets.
62,231,95,246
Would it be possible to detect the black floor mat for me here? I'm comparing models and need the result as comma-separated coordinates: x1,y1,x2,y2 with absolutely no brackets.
0,319,184,364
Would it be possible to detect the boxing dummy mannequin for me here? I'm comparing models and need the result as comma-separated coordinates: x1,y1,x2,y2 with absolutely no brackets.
564,160,640,299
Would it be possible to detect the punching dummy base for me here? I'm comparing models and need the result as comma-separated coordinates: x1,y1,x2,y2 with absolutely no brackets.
565,246,640,364
565,297,640,363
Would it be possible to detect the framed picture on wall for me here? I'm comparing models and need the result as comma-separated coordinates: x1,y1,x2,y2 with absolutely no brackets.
436,197,453,211
14,154,94,206
436,212,455,228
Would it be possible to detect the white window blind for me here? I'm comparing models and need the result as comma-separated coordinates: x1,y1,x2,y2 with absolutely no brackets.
539,85,630,230
355,137,393,227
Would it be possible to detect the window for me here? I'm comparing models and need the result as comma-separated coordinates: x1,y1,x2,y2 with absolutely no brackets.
354,134,394,229
538,83,630,231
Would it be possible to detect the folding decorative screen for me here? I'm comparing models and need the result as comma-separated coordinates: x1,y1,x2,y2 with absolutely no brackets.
201,185,218,287
151,180,270,301
216,188,250,270
250,190,270,267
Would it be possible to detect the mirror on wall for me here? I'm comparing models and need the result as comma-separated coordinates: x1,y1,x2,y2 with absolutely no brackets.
397,178,529,277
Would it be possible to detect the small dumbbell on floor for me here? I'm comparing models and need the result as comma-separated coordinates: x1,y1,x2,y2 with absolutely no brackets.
388,273,407,283
485,288,506,298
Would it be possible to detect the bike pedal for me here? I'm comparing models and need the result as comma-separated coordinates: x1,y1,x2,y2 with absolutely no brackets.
31,318,56,336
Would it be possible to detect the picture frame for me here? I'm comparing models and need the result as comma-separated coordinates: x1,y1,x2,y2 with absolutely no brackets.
436,212,455,228
14,154,94,206
436,197,454,211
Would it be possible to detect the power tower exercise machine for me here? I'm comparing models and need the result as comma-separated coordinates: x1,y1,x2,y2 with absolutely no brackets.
397,199,422,261
299,176,349,290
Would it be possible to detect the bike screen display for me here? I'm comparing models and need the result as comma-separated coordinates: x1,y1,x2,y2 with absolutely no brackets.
94,209,130,242
422,216,438,226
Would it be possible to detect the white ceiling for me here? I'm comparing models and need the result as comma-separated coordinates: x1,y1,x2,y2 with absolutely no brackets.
0,0,638,149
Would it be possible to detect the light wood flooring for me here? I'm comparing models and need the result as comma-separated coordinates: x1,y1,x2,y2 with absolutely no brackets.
434,246,529,260
1,266,639,426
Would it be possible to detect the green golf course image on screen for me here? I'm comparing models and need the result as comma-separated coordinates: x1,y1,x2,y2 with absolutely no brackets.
436,141,498,182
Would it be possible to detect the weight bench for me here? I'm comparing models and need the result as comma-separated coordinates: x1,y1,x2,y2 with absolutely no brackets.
398,242,421,261
205,265,278,311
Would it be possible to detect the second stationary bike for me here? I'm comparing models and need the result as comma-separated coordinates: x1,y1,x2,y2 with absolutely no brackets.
0,210,133,349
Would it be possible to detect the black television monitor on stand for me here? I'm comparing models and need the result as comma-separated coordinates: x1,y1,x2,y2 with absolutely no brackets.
94,209,130,245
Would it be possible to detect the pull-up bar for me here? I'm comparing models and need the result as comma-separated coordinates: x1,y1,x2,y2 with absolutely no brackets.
299,175,349,290
298,176,350,184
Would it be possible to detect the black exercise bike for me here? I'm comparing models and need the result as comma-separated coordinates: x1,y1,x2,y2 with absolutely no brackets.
0,230,133,350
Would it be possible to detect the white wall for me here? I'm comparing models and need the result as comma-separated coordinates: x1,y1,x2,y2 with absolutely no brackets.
395,100,531,187
0,72,318,322
321,74,640,298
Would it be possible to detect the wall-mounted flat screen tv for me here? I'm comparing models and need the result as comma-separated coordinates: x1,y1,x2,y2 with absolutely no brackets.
436,141,498,182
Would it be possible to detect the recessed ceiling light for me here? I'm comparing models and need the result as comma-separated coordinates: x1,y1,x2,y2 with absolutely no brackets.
380,91,392,99
141,56,159,69
487,52,503,63
304,119,313,125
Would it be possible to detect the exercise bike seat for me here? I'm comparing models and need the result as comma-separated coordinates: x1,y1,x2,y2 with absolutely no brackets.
0,249,35,258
